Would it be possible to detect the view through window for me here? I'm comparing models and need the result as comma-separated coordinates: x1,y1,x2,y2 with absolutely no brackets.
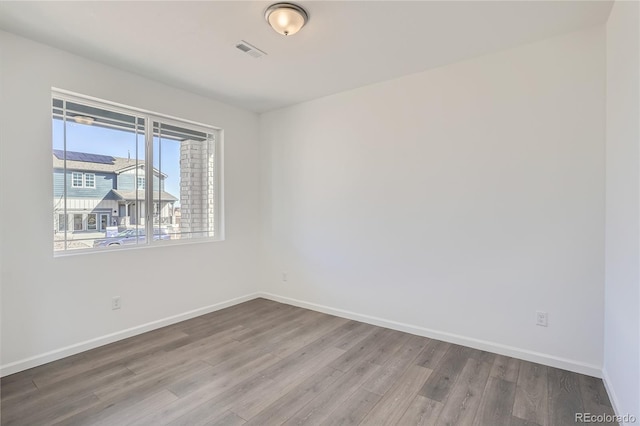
53,92,220,253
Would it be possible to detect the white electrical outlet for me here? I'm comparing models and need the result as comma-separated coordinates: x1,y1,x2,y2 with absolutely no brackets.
536,311,548,327
112,296,122,310
282,272,288,282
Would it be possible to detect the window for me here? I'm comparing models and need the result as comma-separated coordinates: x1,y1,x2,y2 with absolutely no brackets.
84,173,95,188
71,172,95,188
53,91,221,254
73,214,83,231
87,214,97,230
71,172,83,188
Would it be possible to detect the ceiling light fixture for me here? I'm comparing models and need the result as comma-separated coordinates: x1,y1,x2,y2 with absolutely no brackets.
72,115,95,125
265,3,309,36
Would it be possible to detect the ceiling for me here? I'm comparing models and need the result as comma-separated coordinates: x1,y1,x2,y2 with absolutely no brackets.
0,1,613,113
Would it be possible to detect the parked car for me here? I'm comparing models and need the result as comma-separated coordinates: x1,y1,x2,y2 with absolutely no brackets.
93,228,170,247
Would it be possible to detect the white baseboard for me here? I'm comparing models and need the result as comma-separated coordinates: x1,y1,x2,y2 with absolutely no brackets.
602,368,625,422
258,292,603,378
0,293,261,377
1,291,603,380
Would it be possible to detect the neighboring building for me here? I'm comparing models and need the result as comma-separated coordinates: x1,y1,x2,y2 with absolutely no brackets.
53,150,178,233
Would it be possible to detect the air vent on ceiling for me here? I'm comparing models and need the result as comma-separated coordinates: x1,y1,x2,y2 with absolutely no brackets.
235,40,267,59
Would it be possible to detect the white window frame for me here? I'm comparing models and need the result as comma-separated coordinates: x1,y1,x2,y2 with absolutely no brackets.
53,89,224,256
137,176,145,190
84,173,96,188
71,172,83,188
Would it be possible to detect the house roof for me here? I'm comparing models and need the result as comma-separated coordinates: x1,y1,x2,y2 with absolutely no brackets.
52,150,166,177
111,190,178,202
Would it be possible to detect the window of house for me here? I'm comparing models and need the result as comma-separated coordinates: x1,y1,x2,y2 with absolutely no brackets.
57,214,66,232
71,172,83,188
73,214,83,231
87,213,97,230
84,173,96,188
53,90,222,254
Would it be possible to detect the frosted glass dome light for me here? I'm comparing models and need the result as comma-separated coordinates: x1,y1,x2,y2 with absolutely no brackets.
265,3,309,36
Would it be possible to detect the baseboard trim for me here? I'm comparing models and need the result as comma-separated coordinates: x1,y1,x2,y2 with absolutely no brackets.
0,293,261,377
258,292,602,378
602,368,625,422
1,291,603,379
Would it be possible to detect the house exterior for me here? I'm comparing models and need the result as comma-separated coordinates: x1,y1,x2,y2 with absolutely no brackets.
53,150,178,233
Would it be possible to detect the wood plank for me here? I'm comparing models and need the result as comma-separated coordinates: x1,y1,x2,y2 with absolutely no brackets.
509,416,542,426
211,411,247,426
319,388,381,426
576,375,616,426
579,375,614,409
0,376,38,402
133,360,274,425
243,367,343,425
468,348,497,366
547,367,584,426
490,355,521,383
93,359,211,401
234,307,312,344
419,344,473,402
283,361,380,425
0,364,135,425
267,315,349,358
512,361,548,426
362,334,428,395
327,327,406,373
360,364,433,425
125,331,244,374
168,351,281,398
473,377,517,426
396,395,444,426
230,347,346,420
0,299,613,426
332,321,377,351
2,393,100,426
435,357,492,426
31,328,190,388
414,339,450,369
181,302,297,340
164,374,278,426
90,389,178,426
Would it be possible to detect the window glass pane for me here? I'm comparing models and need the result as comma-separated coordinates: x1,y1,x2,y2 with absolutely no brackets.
72,172,83,187
73,214,83,231
153,121,215,241
87,214,97,230
84,173,95,188
53,93,218,254
53,97,146,252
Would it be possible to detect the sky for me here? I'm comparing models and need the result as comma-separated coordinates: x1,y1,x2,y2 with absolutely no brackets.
52,119,182,200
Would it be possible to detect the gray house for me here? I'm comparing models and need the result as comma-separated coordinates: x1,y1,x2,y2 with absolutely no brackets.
53,150,178,233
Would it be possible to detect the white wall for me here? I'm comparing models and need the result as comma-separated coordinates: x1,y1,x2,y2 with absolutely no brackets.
0,31,261,374
259,27,606,375
604,1,640,421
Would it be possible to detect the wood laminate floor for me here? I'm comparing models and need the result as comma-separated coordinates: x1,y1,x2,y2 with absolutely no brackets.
0,298,616,425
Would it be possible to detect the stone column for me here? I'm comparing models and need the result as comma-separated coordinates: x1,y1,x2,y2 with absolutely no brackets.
180,139,215,238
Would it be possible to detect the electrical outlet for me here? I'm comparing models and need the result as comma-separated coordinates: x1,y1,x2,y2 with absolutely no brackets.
282,272,288,282
112,296,122,310
536,311,548,327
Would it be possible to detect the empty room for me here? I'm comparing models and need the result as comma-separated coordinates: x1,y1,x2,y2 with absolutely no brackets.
0,1,638,425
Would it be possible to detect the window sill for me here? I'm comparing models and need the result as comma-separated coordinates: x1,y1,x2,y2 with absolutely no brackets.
53,236,225,258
